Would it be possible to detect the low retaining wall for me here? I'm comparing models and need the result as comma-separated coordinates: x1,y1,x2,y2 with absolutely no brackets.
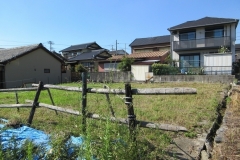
89,71,131,82
71,72,235,84
153,75,235,84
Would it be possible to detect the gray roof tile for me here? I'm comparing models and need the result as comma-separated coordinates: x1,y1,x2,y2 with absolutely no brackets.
109,50,128,55
0,43,64,63
129,35,170,47
60,42,102,52
0,44,41,63
168,17,239,31
68,49,111,61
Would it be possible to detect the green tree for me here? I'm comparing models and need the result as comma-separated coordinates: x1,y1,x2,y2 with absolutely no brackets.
117,56,134,71
75,64,87,72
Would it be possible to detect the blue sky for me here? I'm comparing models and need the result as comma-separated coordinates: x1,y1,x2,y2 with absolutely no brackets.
1,0,240,53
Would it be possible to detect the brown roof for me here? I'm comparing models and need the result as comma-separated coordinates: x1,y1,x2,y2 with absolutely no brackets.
108,50,169,60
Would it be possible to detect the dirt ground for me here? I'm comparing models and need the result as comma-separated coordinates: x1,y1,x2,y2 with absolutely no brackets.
211,85,240,160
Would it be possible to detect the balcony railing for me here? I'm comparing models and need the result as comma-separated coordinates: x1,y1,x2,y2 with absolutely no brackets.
173,36,231,50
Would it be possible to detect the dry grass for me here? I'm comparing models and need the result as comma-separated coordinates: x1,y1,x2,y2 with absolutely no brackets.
212,87,240,160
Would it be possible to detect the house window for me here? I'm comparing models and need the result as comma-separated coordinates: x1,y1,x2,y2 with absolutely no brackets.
135,49,154,53
72,52,77,57
180,54,200,72
179,32,196,41
81,62,94,67
205,28,224,38
44,69,50,73
104,63,118,71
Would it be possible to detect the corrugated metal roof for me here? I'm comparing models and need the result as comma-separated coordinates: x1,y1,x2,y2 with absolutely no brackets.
129,35,170,47
168,17,239,31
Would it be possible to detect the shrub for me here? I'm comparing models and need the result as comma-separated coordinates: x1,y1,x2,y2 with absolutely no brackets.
118,56,134,71
152,63,179,75
75,64,87,72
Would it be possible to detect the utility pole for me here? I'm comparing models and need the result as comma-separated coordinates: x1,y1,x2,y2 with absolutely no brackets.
48,41,54,51
116,40,117,52
125,43,126,54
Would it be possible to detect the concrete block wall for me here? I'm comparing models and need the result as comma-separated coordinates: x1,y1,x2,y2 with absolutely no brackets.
153,75,235,84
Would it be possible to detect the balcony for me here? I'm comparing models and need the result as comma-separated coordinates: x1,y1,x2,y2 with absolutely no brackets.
173,36,230,51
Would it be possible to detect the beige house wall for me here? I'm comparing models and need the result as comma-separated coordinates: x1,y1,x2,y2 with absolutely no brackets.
5,48,62,88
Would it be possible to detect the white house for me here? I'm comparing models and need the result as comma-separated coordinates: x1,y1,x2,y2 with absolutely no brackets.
168,17,239,74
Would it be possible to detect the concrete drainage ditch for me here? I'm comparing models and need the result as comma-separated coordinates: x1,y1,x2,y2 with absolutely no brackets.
165,87,230,160
198,89,228,160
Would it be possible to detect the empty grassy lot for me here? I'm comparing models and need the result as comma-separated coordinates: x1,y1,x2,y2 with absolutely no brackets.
0,82,229,159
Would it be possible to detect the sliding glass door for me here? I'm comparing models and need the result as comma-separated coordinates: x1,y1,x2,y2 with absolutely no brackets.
180,54,200,72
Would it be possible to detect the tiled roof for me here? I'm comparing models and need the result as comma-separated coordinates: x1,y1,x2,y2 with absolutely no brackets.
168,17,239,31
129,35,170,46
53,52,68,61
109,50,128,55
60,42,102,52
68,49,111,61
108,50,169,60
0,43,64,63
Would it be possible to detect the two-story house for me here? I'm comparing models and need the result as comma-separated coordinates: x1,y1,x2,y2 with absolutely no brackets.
98,35,170,81
60,42,111,72
129,35,170,54
60,42,102,59
236,43,240,60
168,17,239,74
128,35,170,64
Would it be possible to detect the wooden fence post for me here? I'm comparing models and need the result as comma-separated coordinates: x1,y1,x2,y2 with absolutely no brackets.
15,91,19,112
125,83,136,142
47,88,58,115
27,81,43,126
82,72,87,133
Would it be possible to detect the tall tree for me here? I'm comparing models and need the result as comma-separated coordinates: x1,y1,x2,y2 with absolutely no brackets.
118,56,134,71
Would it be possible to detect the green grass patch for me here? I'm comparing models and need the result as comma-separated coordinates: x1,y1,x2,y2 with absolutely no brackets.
0,82,228,159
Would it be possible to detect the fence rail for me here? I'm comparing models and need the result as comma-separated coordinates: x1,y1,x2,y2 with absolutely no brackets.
31,84,197,95
0,76,198,135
